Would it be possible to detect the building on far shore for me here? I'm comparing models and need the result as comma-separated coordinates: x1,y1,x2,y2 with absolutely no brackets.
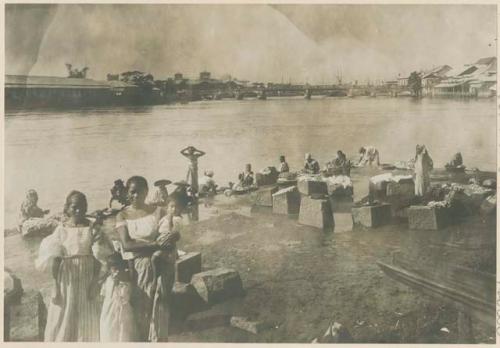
433,57,496,98
4,74,161,109
421,65,452,96
5,75,112,109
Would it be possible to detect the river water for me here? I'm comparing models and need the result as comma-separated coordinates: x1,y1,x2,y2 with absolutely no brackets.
4,97,496,228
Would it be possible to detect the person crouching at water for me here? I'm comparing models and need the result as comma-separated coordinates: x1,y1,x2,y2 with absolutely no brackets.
238,164,255,187
18,189,50,232
357,146,380,167
115,176,177,342
279,155,290,173
414,145,433,197
35,191,112,342
100,253,137,342
151,199,181,281
304,153,320,174
329,150,351,176
199,170,217,195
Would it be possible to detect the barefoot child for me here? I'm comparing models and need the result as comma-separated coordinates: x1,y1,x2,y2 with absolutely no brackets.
151,199,182,281
35,191,110,341
100,253,137,342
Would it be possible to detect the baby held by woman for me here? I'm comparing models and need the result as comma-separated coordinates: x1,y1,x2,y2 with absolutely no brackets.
151,199,182,280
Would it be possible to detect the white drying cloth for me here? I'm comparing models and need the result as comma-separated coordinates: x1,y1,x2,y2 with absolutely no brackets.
323,175,353,189
370,173,413,185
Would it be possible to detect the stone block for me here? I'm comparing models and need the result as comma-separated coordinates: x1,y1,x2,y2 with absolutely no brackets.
369,173,392,199
299,196,334,230
253,186,279,207
324,176,353,197
383,195,415,219
176,252,202,283
272,186,301,215
386,181,415,197
186,310,232,331
230,316,268,334
315,322,353,343
4,269,23,306
408,206,451,230
191,268,244,305
171,282,207,319
329,185,354,197
352,203,392,228
297,179,328,196
256,167,279,186
8,290,47,341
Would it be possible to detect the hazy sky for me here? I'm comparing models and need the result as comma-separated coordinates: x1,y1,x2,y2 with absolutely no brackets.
5,4,497,83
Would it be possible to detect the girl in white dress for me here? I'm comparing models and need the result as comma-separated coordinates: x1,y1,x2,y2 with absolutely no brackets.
100,253,137,342
35,191,112,342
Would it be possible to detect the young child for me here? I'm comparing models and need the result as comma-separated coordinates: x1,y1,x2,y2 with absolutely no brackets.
18,189,50,232
151,199,182,280
100,253,137,342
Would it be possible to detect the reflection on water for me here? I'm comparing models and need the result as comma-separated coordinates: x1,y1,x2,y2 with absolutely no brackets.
4,97,496,228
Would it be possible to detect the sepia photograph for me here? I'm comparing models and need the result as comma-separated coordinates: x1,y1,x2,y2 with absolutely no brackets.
3,3,498,344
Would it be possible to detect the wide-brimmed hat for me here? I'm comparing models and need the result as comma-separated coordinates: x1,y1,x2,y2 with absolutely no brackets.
154,179,172,187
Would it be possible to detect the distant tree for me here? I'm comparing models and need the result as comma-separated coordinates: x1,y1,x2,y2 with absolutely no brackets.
120,71,154,88
65,64,89,78
408,71,422,97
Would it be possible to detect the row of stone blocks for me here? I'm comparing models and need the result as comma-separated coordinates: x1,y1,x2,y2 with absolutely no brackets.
351,204,453,231
273,186,335,230
254,179,339,230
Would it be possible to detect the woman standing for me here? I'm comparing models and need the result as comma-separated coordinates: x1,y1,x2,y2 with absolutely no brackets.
414,145,433,197
115,176,179,342
35,191,111,341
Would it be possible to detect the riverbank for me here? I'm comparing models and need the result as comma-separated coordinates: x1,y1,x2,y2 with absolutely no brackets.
5,166,496,343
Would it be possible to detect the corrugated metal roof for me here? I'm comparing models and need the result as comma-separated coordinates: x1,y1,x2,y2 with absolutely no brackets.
475,57,496,66
5,75,110,89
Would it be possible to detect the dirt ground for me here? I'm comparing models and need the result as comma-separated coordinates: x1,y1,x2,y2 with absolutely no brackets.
4,168,496,343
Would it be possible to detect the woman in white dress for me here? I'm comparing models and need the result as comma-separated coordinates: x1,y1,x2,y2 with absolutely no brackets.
116,176,179,342
414,145,434,197
35,191,112,342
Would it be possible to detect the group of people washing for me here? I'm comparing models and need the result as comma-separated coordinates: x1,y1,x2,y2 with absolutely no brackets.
32,176,183,342
231,146,380,191
233,144,435,198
